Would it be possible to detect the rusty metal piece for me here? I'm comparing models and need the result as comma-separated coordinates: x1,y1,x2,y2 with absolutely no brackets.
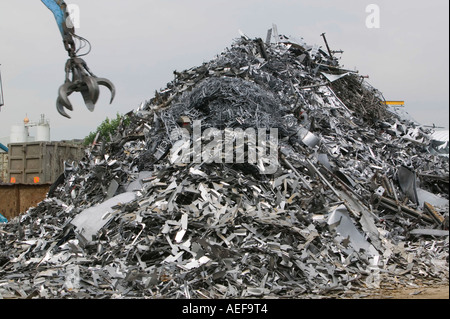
377,195,434,224
423,202,445,226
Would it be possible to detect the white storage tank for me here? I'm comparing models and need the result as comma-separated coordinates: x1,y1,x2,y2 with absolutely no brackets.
36,123,50,142
35,114,50,142
10,124,28,143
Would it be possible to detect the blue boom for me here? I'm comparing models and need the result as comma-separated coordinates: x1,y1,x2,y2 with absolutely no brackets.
41,0,66,37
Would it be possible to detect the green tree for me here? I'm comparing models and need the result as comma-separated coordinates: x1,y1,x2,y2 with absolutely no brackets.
84,113,129,146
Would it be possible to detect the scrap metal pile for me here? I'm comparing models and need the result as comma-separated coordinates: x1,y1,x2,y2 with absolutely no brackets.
0,27,448,299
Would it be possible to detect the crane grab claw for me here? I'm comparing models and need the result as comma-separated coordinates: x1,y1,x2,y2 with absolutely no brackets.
56,57,115,119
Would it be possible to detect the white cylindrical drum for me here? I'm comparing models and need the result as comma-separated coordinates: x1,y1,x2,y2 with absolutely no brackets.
36,124,50,142
10,125,28,143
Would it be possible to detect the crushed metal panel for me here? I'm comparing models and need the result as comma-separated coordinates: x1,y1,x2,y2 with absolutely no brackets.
328,205,380,265
416,188,449,208
398,166,419,205
126,171,153,192
71,192,137,243
409,229,449,237
321,72,350,83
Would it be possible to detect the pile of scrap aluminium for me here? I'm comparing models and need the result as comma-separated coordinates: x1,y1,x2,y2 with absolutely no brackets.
0,26,448,299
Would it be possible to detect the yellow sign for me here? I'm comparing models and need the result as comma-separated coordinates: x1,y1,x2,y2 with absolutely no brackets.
383,101,405,106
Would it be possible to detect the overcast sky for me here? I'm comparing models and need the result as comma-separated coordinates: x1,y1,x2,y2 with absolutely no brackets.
0,0,448,142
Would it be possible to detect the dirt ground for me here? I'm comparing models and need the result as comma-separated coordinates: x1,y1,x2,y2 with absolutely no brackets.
365,284,449,299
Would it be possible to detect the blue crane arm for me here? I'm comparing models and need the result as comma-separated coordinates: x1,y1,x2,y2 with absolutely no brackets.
0,143,8,153
41,0,77,57
39,0,116,118
41,0,67,37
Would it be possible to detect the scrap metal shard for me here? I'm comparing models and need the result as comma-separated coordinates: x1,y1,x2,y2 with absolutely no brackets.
328,205,380,265
71,192,136,243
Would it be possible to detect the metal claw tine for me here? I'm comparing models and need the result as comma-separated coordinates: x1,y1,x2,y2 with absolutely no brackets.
58,82,75,111
83,99,96,112
56,55,115,117
80,85,99,112
75,77,100,112
56,96,71,119
83,76,100,108
96,77,116,104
